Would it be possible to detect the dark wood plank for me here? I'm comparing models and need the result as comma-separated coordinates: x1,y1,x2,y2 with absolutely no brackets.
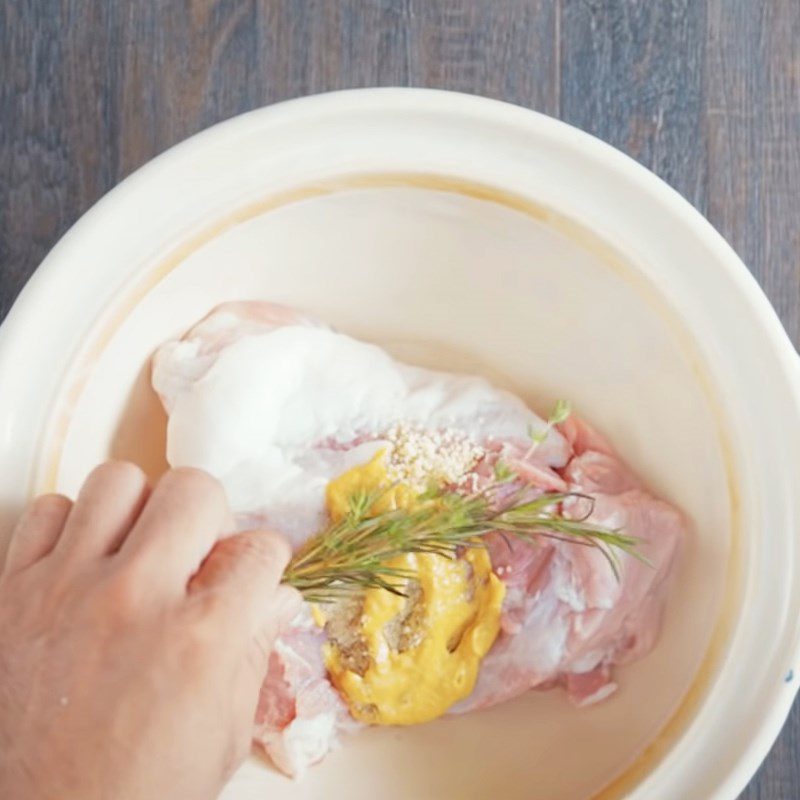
704,5,800,796
0,0,558,320
0,1,799,796
559,0,708,209
705,0,800,344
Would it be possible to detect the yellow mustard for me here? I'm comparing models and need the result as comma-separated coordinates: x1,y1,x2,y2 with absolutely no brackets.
322,450,505,726
325,448,416,520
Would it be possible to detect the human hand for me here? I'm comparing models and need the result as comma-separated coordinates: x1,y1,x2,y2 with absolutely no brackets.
0,462,299,800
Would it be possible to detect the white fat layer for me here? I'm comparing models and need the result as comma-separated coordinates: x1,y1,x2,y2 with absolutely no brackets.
569,652,606,673
260,712,339,778
573,681,618,707
162,326,553,546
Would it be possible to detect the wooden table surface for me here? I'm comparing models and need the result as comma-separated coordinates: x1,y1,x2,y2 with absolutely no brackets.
1,2,798,796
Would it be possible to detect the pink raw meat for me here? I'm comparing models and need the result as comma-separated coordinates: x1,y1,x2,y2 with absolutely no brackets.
154,304,355,776
454,417,684,712
252,608,352,776
152,301,686,775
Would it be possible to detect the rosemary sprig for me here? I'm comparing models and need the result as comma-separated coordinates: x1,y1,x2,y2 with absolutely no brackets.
526,398,572,458
282,480,645,603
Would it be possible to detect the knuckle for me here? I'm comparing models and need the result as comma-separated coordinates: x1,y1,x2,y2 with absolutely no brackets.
165,467,226,507
28,493,72,522
190,585,228,619
88,460,146,489
32,492,72,514
237,532,290,568
167,465,219,489
98,568,142,619
178,615,220,665
236,535,267,561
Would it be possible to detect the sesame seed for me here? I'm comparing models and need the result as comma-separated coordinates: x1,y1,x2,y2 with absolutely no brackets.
384,422,484,492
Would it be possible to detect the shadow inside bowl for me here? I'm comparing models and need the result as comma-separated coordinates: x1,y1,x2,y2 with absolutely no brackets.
110,360,169,483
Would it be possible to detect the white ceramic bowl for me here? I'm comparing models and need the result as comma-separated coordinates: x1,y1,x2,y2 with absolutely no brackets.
1,89,799,800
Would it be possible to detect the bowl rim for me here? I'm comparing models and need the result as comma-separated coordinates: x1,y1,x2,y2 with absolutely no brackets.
1,87,799,799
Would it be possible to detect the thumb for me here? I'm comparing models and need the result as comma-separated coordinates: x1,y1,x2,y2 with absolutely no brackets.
191,530,302,656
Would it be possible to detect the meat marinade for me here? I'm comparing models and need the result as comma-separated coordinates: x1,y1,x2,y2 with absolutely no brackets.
152,302,684,776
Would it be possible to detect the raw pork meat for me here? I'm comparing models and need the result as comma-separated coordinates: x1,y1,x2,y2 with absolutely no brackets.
152,302,685,775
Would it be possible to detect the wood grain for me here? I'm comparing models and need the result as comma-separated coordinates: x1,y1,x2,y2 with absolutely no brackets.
1,1,798,796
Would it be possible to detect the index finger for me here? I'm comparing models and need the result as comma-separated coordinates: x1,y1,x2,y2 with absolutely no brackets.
190,530,301,665
118,467,231,598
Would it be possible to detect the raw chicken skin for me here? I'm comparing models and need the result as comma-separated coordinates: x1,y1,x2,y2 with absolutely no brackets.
252,606,353,776
455,418,683,712
152,302,685,775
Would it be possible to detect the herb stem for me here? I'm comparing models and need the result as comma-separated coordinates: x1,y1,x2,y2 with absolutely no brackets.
282,481,645,602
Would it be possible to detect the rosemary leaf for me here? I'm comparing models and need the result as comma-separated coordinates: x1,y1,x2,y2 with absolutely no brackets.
282,478,645,603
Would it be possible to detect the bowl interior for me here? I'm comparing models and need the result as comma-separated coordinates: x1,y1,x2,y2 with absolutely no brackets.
47,182,731,799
